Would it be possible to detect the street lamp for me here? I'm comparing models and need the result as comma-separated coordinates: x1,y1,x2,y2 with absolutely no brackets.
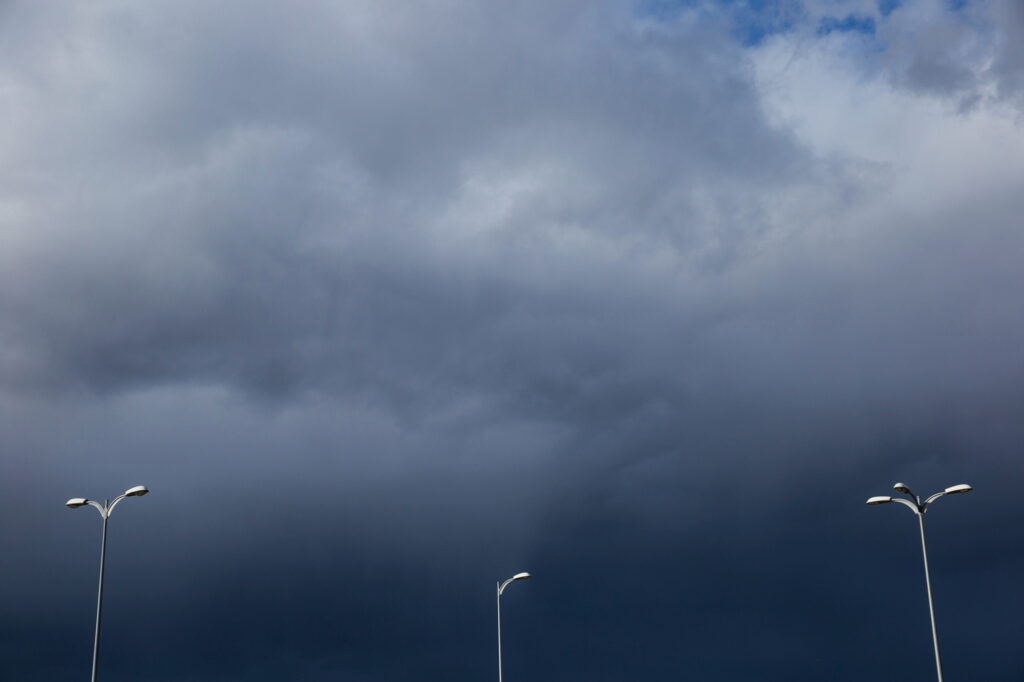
67,485,149,682
497,572,530,682
866,482,972,682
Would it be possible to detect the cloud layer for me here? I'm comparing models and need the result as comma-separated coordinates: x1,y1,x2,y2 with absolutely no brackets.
2,1,1024,680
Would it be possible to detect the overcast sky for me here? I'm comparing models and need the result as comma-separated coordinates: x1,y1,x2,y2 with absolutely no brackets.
2,1,1024,680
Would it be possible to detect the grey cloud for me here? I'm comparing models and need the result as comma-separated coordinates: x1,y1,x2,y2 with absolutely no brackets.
0,0,854,413
3,1,1024,681
863,0,1024,109
990,0,1024,104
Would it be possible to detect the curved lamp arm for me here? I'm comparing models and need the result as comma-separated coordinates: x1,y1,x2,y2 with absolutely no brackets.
107,485,150,516
866,496,921,514
891,497,922,514
922,484,972,513
106,494,129,516
499,572,531,595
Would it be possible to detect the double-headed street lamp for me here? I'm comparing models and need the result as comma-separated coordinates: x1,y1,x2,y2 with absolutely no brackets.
866,482,972,682
497,572,530,682
66,485,149,682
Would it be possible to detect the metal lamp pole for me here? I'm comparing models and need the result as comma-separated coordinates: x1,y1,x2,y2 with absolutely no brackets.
497,572,530,682
866,482,972,682
66,485,149,682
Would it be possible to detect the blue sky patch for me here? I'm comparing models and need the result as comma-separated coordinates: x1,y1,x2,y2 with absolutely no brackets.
818,14,877,36
635,0,806,46
877,0,901,16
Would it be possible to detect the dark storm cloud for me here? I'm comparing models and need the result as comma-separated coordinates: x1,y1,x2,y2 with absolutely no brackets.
3,1,1024,681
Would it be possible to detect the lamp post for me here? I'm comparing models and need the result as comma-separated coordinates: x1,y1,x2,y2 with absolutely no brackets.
66,485,149,682
866,482,972,682
497,572,530,682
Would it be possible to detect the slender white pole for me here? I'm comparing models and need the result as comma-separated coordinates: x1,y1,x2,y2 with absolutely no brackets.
91,502,109,682
497,577,501,679
918,513,943,682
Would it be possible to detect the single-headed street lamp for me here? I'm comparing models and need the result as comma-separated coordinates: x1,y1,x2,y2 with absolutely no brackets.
497,572,530,682
67,485,149,682
866,482,972,682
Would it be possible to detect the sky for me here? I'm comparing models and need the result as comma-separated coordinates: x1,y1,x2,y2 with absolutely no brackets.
2,0,1023,680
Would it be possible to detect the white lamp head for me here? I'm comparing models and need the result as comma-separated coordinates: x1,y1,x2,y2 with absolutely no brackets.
124,485,149,497
512,572,531,581
893,482,912,495
944,484,972,495
866,496,892,506
66,498,88,508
